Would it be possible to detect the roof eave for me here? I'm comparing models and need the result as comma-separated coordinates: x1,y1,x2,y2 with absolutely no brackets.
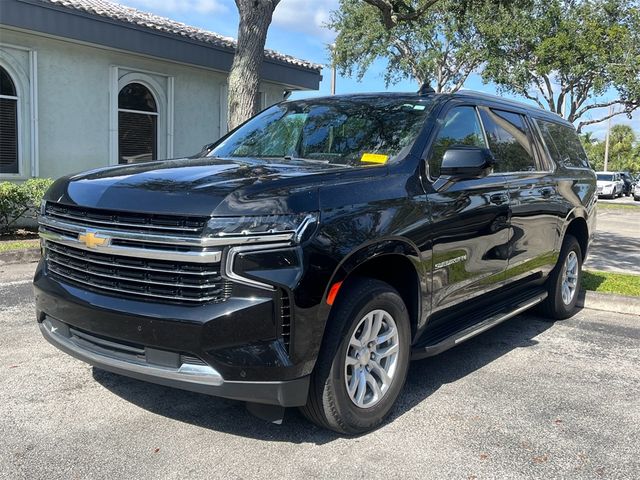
1,0,322,90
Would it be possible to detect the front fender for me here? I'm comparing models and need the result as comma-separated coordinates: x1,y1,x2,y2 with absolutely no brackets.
323,236,425,301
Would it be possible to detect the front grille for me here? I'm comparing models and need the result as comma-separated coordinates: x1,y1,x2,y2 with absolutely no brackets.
45,202,207,236
70,325,146,363
45,241,230,304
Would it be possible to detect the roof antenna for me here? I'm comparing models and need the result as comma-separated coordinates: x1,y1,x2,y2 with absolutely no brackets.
417,83,435,95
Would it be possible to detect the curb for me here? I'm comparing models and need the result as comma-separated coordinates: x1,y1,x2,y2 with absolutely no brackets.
577,290,640,316
0,248,41,266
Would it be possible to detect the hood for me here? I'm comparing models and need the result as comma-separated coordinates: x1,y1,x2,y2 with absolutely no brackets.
45,157,385,217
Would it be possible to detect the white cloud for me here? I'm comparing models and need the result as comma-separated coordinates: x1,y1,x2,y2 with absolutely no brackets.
272,0,338,41
123,0,229,15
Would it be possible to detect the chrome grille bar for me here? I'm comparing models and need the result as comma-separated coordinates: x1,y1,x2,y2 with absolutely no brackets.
39,215,296,248
48,264,224,303
45,242,218,276
47,256,222,290
39,228,222,264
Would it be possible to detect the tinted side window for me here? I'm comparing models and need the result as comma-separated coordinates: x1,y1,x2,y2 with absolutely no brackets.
479,109,537,173
536,119,590,168
429,106,485,177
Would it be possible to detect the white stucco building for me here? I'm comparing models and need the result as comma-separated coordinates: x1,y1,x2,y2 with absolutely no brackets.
0,0,322,180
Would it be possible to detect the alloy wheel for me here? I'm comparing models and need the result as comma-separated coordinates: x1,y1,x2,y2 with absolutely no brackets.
344,309,400,408
561,250,579,305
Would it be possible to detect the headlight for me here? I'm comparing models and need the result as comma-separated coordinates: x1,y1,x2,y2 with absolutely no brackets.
227,245,304,290
205,213,318,243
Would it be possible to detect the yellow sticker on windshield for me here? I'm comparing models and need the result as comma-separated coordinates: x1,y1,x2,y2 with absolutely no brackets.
361,153,389,164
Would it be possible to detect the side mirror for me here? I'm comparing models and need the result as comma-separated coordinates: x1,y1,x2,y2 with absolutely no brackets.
440,147,495,180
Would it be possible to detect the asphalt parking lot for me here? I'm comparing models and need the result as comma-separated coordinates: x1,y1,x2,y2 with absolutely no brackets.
584,196,640,273
1,264,639,479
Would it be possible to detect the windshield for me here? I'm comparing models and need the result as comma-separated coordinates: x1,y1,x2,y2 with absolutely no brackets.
209,97,434,167
597,173,614,181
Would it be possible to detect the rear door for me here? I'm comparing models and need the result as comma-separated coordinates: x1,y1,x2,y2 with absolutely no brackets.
478,107,562,282
425,104,510,314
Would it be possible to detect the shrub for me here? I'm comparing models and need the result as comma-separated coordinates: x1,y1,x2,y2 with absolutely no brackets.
0,178,54,234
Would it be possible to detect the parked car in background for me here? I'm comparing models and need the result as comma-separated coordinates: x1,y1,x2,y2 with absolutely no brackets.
596,172,623,198
34,90,597,434
634,181,640,201
619,172,634,197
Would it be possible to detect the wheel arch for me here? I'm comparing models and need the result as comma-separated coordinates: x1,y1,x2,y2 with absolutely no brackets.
561,212,590,262
322,238,426,340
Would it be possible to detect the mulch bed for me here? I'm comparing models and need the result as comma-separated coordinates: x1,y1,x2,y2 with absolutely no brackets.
0,228,39,242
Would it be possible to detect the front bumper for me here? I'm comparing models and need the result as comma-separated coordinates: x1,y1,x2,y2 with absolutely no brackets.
38,316,309,406
34,261,312,407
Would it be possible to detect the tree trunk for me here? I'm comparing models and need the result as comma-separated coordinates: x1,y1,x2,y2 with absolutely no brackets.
227,0,280,131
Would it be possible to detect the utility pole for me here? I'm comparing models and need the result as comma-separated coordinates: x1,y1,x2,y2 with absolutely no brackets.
330,43,337,95
331,65,337,95
603,105,613,172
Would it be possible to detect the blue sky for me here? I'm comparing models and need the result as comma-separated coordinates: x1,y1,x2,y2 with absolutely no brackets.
121,0,637,140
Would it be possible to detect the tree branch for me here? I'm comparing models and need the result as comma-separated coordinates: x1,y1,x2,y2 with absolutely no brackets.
391,37,423,83
541,74,557,112
575,100,625,120
576,108,636,133
522,91,547,110
363,0,441,29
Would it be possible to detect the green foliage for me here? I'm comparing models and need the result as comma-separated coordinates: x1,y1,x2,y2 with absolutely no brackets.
580,125,640,173
0,239,40,253
0,179,53,234
479,0,640,130
329,0,492,92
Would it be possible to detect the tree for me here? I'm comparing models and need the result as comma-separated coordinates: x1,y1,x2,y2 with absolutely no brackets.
581,125,639,173
480,0,640,132
227,0,280,131
330,0,486,92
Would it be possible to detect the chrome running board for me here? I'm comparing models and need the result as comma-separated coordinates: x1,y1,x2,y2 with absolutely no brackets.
412,290,548,360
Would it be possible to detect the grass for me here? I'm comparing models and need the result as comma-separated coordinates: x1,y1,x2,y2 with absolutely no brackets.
582,270,640,297
598,202,640,210
0,239,40,253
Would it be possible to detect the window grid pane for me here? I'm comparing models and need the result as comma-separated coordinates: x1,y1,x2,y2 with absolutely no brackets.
0,97,18,174
480,109,537,173
118,83,157,112
118,111,157,164
429,106,486,178
0,67,16,97
537,119,589,168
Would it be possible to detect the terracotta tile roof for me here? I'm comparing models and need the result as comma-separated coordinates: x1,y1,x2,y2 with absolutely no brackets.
41,0,324,72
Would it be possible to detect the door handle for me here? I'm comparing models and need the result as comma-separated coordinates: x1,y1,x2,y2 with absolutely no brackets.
490,193,509,205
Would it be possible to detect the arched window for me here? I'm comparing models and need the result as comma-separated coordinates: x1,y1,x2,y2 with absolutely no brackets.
0,66,18,174
118,82,158,164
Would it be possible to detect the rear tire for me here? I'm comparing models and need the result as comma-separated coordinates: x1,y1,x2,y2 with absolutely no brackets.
300,278,411,435
539,235,582,320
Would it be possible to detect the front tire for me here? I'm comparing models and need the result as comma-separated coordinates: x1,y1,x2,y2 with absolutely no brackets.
539,235,582,320
301,278,411,435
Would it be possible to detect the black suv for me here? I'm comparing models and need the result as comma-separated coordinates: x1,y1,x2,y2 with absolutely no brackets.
34,91,596,434
620,172,635,196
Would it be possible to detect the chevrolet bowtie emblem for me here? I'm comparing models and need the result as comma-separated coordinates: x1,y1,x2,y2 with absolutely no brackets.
78,231,109,249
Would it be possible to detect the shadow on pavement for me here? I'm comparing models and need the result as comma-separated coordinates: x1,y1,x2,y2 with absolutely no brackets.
94,314,554,444
585,230,640,273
